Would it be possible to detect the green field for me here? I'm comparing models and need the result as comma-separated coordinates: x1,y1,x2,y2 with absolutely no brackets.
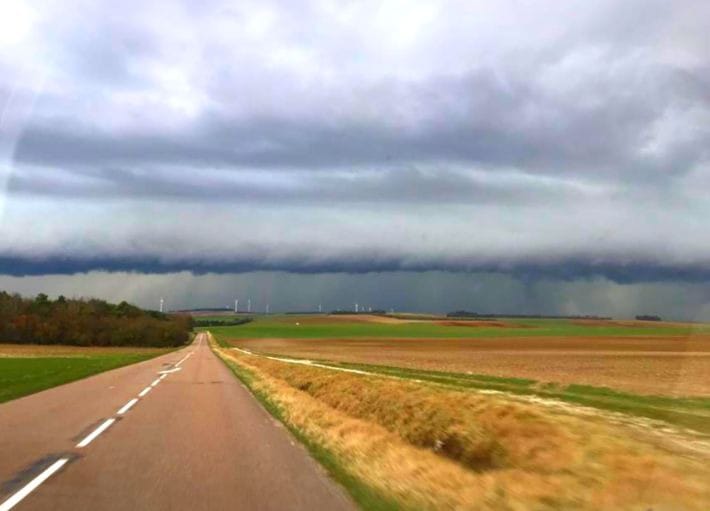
0,352,167,403
200,315,706,339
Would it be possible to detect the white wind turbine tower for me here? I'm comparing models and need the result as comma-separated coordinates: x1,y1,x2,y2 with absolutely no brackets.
234,299,239,313
247,298,251,313
159,297,164,313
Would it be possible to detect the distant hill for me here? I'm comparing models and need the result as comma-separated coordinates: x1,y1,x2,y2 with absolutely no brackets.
447,310,612,320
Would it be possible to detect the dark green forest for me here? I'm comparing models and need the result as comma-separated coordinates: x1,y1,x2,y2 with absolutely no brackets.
0,292,192,347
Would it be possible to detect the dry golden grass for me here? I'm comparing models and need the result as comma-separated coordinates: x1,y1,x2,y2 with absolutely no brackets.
0,343,169,358
213,338,710,510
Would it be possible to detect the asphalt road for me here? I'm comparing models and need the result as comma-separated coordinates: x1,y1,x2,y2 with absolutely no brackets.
0,333,355,510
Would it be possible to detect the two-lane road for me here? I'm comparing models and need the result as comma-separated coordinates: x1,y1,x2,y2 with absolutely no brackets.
0,333,354,510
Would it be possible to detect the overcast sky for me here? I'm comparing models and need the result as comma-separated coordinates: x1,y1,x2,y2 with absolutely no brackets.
1,1,709,318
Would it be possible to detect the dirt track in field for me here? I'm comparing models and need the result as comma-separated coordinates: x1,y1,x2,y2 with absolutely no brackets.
233,336,710,396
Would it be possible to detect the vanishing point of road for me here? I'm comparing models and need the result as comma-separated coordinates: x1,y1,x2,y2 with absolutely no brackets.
0,333,355,510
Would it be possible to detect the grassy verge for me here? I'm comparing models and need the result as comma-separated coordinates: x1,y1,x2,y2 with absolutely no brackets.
211,334,710,510
0,351,169,403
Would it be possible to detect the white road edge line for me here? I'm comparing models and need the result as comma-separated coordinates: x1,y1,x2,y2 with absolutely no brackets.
138,386,151,398
117,398,139,415
150,378,161,387
158,367,182,375
76,418,115,448
0,458,69,511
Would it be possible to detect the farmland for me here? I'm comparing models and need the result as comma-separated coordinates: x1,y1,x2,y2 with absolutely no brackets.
206,313,708,340
0,344,172,403
208,314,710,396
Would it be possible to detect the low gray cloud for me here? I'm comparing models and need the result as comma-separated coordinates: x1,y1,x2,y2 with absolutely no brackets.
8,164,601,207
12,61,710,179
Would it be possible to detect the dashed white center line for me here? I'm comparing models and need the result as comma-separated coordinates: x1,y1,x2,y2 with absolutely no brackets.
0,347,201,509
174,351,194,367
117,398,139,415
76,418,115,448
0,458,69,511
1,346,201,508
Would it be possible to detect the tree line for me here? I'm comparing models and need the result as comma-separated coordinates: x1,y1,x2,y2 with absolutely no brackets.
193,318,252,327
0,291,193,347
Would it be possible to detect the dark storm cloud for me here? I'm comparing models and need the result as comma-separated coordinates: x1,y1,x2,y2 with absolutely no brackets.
1,253,709,285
